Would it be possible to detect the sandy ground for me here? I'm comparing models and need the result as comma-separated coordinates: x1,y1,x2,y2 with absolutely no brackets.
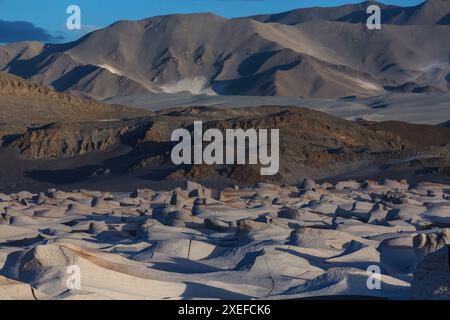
0,179,449,299
105,92,450,125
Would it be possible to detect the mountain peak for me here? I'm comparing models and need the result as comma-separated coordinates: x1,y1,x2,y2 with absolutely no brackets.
139,11,226,23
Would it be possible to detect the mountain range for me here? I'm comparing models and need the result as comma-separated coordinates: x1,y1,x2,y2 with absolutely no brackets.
0,0,449,99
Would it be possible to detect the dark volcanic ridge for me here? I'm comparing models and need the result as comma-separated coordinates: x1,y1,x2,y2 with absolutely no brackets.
0,0,449,100
2,101,450,191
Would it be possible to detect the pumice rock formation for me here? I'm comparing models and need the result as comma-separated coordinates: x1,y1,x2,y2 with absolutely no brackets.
0,179,448,299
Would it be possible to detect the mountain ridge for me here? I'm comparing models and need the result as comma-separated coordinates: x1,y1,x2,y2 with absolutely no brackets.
250,0,450,25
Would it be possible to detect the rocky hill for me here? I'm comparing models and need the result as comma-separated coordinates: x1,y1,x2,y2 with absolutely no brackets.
0,71,150,136
6,105,450,185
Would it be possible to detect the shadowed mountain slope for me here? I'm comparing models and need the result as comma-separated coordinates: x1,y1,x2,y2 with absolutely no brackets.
251,0,450,26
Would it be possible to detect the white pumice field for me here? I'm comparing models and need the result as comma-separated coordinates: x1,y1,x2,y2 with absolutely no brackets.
0,179,449,300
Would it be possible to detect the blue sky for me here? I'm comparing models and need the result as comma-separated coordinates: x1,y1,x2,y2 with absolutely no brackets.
0,0,423,43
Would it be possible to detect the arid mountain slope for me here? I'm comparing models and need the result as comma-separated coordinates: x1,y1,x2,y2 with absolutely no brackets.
0,1,449,99
0,71,150,136
251,0,450,26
